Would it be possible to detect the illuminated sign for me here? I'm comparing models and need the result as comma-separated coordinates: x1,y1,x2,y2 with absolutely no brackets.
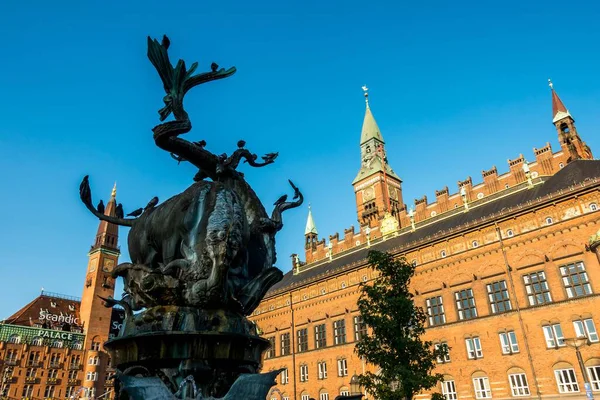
37,329,74,341
39,309,79,325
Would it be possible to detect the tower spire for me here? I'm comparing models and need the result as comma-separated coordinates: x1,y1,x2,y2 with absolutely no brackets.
549,79,572,123
93,184,119,251
305,204,318,235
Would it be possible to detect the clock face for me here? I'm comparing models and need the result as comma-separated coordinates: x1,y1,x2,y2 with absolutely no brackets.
89,259,98,273
102,259,115,272
363,187,375,202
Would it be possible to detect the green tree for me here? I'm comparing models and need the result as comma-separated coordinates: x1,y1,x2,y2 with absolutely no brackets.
355,250,447,400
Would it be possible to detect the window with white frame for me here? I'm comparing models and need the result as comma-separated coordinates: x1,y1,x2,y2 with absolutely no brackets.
506,229,514,237
283,397,290,400
340,389,350,396
486,280,512,313
31,336,43,346
560,261,592,298
473,376,492,398
573,319,599,342
354,315,367,341
7,334,21,344
426,296,446,326
545,216,553,225
337,359,348,377
319,392,329,400
435,342,450,363
299,364,308,382
333,319,347,345
301,395,310,400
590,203,598,212
280,333,291,355
509,373,530,396
499,331,519,354
543,324,565,348
86,371,98,381
455,288,478,320
472,240,479,248
441,380,457,400
280,368,289,384
318,361,327,379
88,356,99,365
441,250,447,258
466,337,483,359
555,368,579,393
523,271,552,306
588,365,600,391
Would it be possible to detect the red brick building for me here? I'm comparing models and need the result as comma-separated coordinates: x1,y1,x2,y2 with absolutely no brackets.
0,185,123,400
252,84,600,400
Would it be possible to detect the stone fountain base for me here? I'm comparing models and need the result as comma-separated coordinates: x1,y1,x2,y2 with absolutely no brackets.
105,306,275,399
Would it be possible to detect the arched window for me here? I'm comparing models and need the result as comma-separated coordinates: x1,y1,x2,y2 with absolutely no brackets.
545,217,554,225
300,391,310,400
472,240,479,248
8,334,21,344
472,371,491,399
339,387,350,397
441,375,457,400
91,340,101,351
585,358,600,391
31,336,43,346
319,389,329,400
72,341,83,350
507,367,530,396
590,203,598,212
506,229,514,238
341,282,347,289
554,361,579,393
51,340,64,348
440,250,447,258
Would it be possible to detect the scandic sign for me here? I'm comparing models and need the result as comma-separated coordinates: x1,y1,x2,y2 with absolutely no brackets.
39,309,79,325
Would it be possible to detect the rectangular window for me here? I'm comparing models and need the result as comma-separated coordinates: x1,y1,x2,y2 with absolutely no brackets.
455,289,478,320
318,361,327,379
486,280,512,313
523,271,552,306
499,331,519,354
588,366,600,391
543,324,565,348
44,385,55,398
280,333,291,356
473,377,491,399
266,337,275,358
297,328,308,352
315,324,327,348
333,319,347,345
509,373,530,396
426,296,446,326
354,315,367,340
337,359,348,377
435,342,450,363
560,261,592,298
68,370,77,380
574,319,599,343
466,337,483,359
441,380,457,400
555,368,579,393
300,365,308,382
280,369,289,385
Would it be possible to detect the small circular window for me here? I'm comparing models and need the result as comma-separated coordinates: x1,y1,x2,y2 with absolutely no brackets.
505,184,510,189
411,259,417,267
531,171,539,178
362,275,368,282
302,294,308,300
559,163,564,168
321,288,326,295
341,282,347,289
431,211,437,217
477,193,484,199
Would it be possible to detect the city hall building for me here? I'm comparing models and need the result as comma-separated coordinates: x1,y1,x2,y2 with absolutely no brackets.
0,187,124,400
252,85,600,400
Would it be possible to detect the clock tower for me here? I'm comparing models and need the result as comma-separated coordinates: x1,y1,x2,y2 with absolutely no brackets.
80,183,120,398
352,87,404,231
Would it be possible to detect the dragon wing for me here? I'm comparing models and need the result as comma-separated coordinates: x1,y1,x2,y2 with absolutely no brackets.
147,36,174,93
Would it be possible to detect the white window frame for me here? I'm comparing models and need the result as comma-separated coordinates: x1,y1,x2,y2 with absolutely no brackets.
509,373,530,397
340,390,350,396
545,216,553,225
590,203,598,212
555,368,579,393
318,361,327,379
337,359,348,377
499,331,519,354
319,393,329,400
587,366,600,391
543,324,565,348
573,319,599,343
280,368,289,384
466,337,483,359
435,342,450,363
442,380,457,400
86,371,98,382
473,376,492,399
299,365,308,382
301,395,310,400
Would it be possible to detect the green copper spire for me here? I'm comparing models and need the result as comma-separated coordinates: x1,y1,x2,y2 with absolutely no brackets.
305,205,318,235
360,86,384,145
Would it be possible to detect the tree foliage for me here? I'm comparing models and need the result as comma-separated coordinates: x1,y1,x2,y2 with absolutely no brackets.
355,250,447,400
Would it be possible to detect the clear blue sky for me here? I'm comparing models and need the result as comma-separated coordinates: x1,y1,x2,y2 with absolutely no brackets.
1,0,599,319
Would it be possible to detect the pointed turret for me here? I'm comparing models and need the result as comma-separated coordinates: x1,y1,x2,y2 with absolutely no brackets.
548,79,593,162
352,87,404,229
93,183,119,251
304,205,318,250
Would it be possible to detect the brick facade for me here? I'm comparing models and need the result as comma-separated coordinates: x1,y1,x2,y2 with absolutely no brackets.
252,87,600,400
